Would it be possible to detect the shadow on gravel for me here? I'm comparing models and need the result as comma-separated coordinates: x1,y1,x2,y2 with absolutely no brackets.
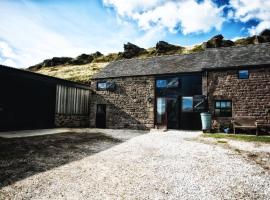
0,132,122,188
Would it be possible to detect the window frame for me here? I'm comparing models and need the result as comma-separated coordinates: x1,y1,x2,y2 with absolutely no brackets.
238,69,249,79
96,81,107,91
214,100,232,117
156,78,180,89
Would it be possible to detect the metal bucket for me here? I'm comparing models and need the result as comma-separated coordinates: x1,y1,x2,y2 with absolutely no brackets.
200,112,212,131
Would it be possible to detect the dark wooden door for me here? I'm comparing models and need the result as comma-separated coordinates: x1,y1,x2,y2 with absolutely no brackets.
180,96,202,130
167,98,179,129
96,104,106,128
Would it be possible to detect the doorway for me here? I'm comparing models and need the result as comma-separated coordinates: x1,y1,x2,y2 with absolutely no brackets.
167,98,179,129
156,97,179,129
96,104,106,128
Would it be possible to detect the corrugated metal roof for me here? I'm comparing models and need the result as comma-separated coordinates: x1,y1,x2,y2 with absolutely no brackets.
92,42,270,79
0,65,90,89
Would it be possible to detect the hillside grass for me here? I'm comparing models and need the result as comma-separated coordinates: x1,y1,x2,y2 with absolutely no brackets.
36,62,108,84
202,133,270,143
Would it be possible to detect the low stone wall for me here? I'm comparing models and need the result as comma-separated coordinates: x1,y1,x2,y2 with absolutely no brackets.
55,114,89,128
90,76,155,130
204,67,270,132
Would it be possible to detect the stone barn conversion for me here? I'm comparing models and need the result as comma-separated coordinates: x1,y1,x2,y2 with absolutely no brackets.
90,43,270,132
1,43,270,133
0,65,90,131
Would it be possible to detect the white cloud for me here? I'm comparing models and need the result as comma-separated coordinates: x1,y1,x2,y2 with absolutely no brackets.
0,1,142,68
0,41,18,67
103,0,165,16
103,0,226,35
229,0,270,35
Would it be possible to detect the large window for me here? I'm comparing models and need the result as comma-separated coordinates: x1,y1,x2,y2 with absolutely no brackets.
214,100,232,117
55,85,90,115
182,96,193,112
238,70,249,79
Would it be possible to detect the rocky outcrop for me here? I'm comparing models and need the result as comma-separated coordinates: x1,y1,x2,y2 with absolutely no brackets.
235,29,270,46
70,52,103,65
235,35,263,46
29,51,103,71
122,42,146,59
202,35,234,49
29,57,73,70
259,29,270,42
29,29,270,71
156,41,183,54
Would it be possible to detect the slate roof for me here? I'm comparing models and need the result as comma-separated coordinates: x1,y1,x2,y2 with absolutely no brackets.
92,42,270,79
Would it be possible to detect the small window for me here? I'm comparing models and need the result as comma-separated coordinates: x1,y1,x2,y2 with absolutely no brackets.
238,70,249,79
167,78,179,88
156,78,179,89
156,80,167,88
214,100,232,117
182,96,193,112
97,82,107,90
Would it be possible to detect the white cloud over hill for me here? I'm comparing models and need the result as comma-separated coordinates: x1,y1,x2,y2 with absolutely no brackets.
103,0,225,34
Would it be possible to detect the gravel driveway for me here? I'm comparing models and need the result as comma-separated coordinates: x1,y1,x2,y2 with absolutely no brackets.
1,130,270,200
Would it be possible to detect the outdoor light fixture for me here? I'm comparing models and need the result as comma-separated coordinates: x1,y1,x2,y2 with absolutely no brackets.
147,97,153,103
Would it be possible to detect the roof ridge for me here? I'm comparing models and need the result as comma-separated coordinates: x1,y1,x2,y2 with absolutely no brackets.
107,42,270,65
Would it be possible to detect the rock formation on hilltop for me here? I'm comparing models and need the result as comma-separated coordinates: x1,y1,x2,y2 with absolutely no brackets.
29,51,103,70
122,42,147,59
28,28,270,77
156,41,184,54
202,34,234,49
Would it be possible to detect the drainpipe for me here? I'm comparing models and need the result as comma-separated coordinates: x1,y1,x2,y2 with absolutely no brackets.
205,70,209,112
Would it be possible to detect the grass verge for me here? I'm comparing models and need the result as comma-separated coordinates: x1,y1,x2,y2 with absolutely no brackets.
202,133,270,143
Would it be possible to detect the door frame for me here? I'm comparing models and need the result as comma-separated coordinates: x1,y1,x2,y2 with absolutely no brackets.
96,104,106,128
155,97,180,129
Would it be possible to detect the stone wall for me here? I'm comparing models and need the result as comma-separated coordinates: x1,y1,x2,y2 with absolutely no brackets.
55,114,89,127
90,76,155,130
204,67,270,129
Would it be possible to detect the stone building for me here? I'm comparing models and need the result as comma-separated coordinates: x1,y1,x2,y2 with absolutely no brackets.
90,43,270,131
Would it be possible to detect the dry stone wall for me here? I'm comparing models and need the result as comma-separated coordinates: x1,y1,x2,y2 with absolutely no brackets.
55,114,89,127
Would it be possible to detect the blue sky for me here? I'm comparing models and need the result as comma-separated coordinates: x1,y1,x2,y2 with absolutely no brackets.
0,0,269,68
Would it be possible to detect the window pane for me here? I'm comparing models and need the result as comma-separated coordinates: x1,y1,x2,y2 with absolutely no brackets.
156,98,166,124
239,70,249,79
97,82,107,89
182,97,193,112
167,78,179,88
221,101,226,108
156,80,167,88
214,100,232,117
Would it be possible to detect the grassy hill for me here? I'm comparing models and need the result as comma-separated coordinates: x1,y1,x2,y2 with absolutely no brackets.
28,29,270,84
36,62,108,84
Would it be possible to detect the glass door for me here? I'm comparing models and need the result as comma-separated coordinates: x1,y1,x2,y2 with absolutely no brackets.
156,97,179,129
156,97,166,128
167,98,179,129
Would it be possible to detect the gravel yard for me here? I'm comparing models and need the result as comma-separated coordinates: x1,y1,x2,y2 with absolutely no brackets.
1,129,270,200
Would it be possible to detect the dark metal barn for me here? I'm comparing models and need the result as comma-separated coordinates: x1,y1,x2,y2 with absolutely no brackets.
0,65,90,131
